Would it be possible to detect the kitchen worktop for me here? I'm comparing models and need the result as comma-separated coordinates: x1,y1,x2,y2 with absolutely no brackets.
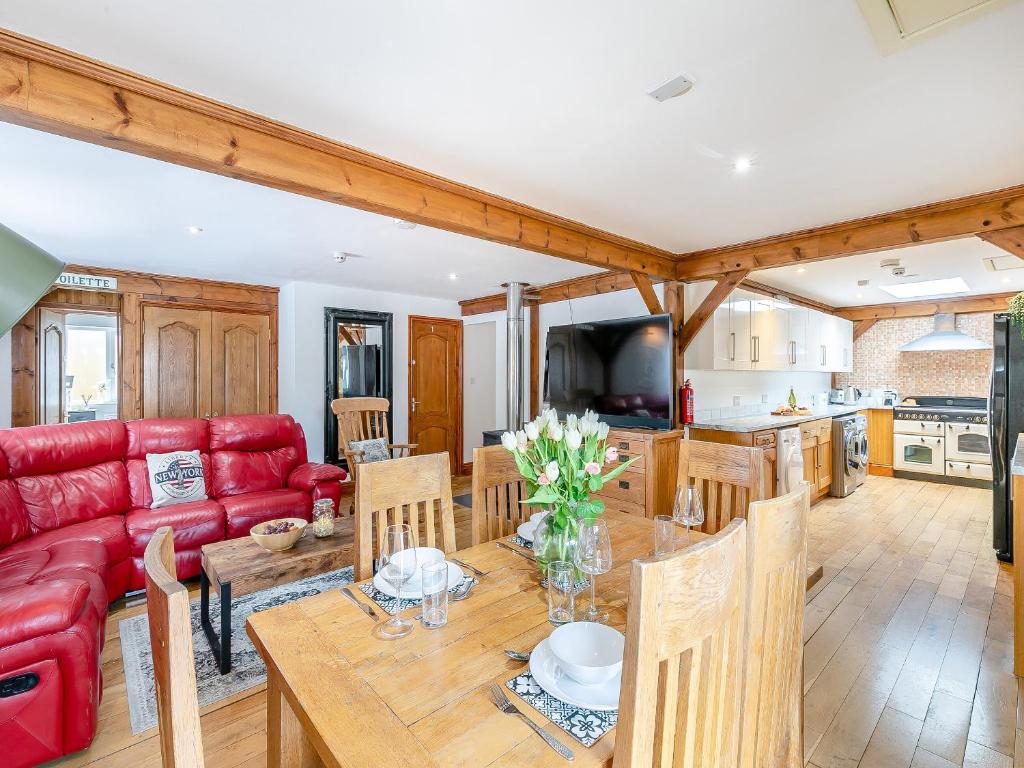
689,404,879,433
1012,434,1024,477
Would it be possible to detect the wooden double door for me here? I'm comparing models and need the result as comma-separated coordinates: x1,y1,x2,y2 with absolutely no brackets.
142,305,272,419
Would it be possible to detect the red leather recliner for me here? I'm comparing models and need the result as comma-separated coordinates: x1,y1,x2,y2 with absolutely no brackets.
0,414,346,767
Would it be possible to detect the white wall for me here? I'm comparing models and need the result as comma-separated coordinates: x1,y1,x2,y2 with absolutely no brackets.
278,281,460,462
462,321,497,464
0,332,10,429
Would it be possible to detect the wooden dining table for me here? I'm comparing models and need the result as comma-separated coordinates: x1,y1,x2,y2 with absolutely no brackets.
246,509,823,768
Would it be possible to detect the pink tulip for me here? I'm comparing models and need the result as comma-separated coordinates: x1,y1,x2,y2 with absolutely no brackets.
537,472,550,486
585,461,601,476
605,447,619,464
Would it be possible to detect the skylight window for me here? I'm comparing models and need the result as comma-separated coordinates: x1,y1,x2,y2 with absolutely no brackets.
879,277,969,299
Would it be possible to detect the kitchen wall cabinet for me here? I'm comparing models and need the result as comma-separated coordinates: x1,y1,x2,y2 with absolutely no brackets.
685,284,853,373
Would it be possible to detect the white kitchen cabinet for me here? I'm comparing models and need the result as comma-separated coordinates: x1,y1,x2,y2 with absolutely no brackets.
684,284,854,373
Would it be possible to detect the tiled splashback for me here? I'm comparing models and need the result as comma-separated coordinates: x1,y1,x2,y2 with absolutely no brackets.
834,312,993,397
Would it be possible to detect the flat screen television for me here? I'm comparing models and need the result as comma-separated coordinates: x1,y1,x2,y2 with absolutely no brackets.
544,313,674,429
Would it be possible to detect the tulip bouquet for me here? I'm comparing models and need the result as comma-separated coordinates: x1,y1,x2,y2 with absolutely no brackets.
500,409,637,572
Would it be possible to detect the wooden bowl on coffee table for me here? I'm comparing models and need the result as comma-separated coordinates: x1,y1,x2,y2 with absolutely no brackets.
250,518,307,552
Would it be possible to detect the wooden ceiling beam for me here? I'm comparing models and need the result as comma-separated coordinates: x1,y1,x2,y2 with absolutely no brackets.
0,29,678,279
835,291,1016,321
675,185,1024,281
459,271,643,316
678,270,750,352
739,279,837,315
978,224,1024,260
853,318,877,341
629,271,663,315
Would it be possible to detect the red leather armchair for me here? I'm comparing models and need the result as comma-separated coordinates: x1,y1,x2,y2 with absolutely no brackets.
0,414,346,767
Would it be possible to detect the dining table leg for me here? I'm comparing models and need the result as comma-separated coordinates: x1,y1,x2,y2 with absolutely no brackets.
267,667,323,768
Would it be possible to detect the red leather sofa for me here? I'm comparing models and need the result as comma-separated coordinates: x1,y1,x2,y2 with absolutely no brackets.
0,414,346,767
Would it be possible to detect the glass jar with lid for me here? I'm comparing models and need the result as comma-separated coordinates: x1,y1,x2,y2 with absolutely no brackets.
312,498,336,538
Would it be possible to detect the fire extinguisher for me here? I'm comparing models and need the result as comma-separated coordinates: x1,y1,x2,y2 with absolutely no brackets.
682,379,694,425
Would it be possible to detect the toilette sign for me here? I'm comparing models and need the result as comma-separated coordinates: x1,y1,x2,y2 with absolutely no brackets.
56,272,118,291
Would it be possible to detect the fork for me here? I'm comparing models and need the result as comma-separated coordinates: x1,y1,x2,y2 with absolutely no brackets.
449,557,487,577
488,684,574,761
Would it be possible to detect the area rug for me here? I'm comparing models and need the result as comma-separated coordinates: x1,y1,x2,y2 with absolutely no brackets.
120,565,355,735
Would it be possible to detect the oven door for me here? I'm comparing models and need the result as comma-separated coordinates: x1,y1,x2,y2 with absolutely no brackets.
894,434,945,474
945,422,991,464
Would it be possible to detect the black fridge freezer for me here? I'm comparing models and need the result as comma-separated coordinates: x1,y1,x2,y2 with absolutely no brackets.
992,313,1024,562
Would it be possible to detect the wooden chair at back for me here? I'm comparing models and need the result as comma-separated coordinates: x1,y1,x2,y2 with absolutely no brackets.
614,518,748,767
739,483,810,768
144,526,205,768
331,396,417,475
470,444,541,545
354,452,457,580
677,439,768,535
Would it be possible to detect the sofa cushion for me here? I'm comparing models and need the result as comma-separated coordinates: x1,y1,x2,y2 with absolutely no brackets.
125,419,212,508
2,516,129,571
0,420,126,478
212,448,300,497
0,478,31,550
209,414,297,452
15,461,130,532
219,488,312,538
146,450,209,509
125,501,225,556
0,580,91,649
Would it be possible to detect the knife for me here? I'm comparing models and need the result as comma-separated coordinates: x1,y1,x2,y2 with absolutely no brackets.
340,586,380,621
496,540,537,561
450,557,487,577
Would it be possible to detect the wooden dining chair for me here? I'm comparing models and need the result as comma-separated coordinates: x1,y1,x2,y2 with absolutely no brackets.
739,483,810,768
614,517,748,767
354,452,457,580
677,439,768,535
331,396,418,473
470,444,541,545
144,526,205,768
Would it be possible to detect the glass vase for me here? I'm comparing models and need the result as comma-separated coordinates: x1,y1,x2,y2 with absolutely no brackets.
533,504,579,577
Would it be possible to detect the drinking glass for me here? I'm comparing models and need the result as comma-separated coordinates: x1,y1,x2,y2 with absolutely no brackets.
673,485,704,543
420,560,449,629
373,523,418,639
575,518,613,623
654,514,676,557
547,560,575,625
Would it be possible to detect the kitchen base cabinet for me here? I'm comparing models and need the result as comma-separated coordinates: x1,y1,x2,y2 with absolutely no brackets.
863,408,894,476
688,427,778,499
800,418,833,502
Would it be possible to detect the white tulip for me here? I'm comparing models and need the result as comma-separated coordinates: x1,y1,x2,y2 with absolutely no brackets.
597,422,610,439
546,408,559,426
524,421,540,441
564,427,582,451
565,413,578,431
500,431,517,452
547,422,564,441
579,419,596,437
545,461,560,481
583,409,600,425
515,429,528,451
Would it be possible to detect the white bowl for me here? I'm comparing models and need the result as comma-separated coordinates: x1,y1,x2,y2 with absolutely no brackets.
530,511,549,525
548,622,625,686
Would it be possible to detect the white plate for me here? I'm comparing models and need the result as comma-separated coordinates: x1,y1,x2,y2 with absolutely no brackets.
517,521,538,543
529,638,621,711
372,548,463,599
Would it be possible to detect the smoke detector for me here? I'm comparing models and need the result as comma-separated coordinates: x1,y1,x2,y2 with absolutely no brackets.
880,257,917,279
647,74,696,102
333,251,364,264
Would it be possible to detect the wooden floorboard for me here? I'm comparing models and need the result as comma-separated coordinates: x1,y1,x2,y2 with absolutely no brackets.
47,474,1015,768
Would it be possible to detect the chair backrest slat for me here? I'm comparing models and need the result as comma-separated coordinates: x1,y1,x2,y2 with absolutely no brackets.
471,445,538,545
331,396,392,455
740,484,810,768
678,439,768,535
144,527,205,768
614,518,748,767
354,452,456,579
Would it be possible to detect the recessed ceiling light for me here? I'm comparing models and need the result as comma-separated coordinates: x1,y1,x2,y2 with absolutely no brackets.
187,225,203,235
733,156,753,174
856,293,864,299
1003,277,1011,284
879,277,969,299
796,267,806,274
393,218,417,230
448,273,458,281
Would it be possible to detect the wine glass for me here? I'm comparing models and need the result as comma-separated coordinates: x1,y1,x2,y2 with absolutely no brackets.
575,518,613,623
673,485,704,544
374,523,418,640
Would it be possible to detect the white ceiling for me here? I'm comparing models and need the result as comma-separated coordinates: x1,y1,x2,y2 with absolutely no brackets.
752,237,1024,307
0,121,600,300
1,1,1023,254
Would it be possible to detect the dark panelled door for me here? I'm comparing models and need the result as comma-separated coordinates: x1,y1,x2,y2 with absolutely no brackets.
408,316,462,471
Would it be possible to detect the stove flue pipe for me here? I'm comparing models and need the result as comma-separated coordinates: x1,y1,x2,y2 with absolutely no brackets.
504,282,528,431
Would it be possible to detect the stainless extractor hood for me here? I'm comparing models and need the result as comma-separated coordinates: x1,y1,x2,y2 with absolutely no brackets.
898,312,991,352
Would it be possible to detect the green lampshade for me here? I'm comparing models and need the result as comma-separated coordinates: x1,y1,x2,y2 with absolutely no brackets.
0,223,64,337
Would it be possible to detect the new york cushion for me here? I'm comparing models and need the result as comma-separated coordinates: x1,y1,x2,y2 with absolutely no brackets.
146,450,209,509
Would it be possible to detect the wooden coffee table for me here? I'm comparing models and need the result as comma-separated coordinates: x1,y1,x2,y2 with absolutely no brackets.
200,518,354,674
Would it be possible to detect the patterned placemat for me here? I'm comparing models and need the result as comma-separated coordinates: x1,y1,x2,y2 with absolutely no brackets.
506,671,617,747
358,575,472,615
507,534,532,548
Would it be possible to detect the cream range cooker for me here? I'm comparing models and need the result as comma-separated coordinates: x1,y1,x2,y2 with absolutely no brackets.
893,396,991,485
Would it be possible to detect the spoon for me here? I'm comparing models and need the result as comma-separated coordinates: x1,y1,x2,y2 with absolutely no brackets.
451,578,478,601
504,649,531,662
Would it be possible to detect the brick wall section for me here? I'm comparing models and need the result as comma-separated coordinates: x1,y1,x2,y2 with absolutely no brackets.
835,312,993,397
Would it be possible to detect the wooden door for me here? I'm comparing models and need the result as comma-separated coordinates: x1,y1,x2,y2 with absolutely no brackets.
38,309,66,425
802,438,817,487
408,316,462,471
142,306,212,419
211,311,271,416
817,434,833,492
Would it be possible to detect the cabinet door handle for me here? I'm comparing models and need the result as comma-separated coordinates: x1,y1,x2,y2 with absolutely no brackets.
618,441,629,450
730,332,736,361
618,480,630,490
